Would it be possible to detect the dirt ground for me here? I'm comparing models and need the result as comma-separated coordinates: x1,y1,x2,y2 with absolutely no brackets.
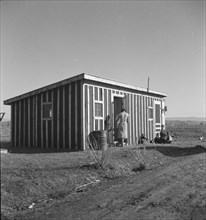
36,153,206,220
1,120,206,220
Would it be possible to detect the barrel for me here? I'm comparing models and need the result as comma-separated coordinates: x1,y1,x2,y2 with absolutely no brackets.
89,130,107,150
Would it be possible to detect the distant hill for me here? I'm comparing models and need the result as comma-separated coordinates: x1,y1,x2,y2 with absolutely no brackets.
167,117,206,122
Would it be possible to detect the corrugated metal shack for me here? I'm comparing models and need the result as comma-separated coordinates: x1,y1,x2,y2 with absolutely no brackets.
4,73,167,151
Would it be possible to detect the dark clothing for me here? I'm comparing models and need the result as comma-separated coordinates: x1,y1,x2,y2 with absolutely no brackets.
138,134,148,144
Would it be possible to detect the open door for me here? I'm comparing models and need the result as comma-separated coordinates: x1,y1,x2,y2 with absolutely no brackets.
113,97,123,141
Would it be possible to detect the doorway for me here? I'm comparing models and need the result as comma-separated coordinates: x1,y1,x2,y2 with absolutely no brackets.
113,97,123,141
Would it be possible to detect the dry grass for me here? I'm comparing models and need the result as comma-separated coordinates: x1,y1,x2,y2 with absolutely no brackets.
1,120,206,219
1,146,171,219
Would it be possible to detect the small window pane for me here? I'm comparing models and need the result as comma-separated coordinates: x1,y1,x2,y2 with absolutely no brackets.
100,119,103,130
95,87,98,100
148,108,153,119
99,88,103,101
95,103,103,117
43,104,52,118
95,119,98,130
155,104,160,123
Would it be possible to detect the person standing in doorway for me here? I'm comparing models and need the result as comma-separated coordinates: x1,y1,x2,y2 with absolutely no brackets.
116,108,129,147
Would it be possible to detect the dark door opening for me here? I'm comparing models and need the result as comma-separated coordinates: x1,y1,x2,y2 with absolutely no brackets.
113,97,123,141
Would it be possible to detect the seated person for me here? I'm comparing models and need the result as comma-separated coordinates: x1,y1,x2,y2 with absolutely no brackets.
154,133,161,143
166,132,172,143
138,134,148,144
160,125,166,143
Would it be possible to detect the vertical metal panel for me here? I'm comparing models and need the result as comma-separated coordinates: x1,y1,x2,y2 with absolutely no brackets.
51,90,54,149
19,100,21,147
140,95,143,136
41,93,44,148
104,89,107,120
24,98,28,147
57,87,60,149
89,86,93,132
69,84,71,149
132,94,135,144
128,94,132,144
28,98,31,147
84,85,88,138
33,96,37,147
87,85,90,134
46,92,49,149
82,82,85,150
108,89,112,127
14,103,16,146
146,97,149,139
71,82,76,149
137,95,140,139
10,104,13,146
16,101,19,147
92,86,95,131
59,87,63,149
134,95,138,144
48,120,52,148
75,82,78,149
22,99,25,147
37,94,41,148
77,82,81,149
62,86,65,149
145,97,147,138
64,85,69,148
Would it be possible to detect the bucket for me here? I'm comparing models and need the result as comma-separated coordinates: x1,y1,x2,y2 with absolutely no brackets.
89,130,107,150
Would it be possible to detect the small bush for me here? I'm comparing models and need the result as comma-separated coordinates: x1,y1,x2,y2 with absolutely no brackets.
132,163,146,173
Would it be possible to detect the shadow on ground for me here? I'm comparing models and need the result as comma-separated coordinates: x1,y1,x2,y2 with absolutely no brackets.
145,145,206,157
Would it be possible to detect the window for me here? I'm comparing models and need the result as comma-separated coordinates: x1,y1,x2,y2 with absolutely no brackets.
94,87,104,130
155,104,160,123
148,107,153,119
95,103,103,117
43,103,52,119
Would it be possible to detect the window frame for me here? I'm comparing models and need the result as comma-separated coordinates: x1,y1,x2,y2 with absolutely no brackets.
42,102,53,120
148,106,154,121
93,86,104,130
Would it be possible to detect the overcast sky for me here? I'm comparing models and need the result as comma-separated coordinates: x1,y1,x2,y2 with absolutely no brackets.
1,0,205,120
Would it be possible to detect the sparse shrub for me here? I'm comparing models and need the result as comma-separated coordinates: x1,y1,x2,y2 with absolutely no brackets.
132,163,146,173
85,134,111,171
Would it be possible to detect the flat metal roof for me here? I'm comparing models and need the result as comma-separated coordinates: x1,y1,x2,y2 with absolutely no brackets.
4,73,167,105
